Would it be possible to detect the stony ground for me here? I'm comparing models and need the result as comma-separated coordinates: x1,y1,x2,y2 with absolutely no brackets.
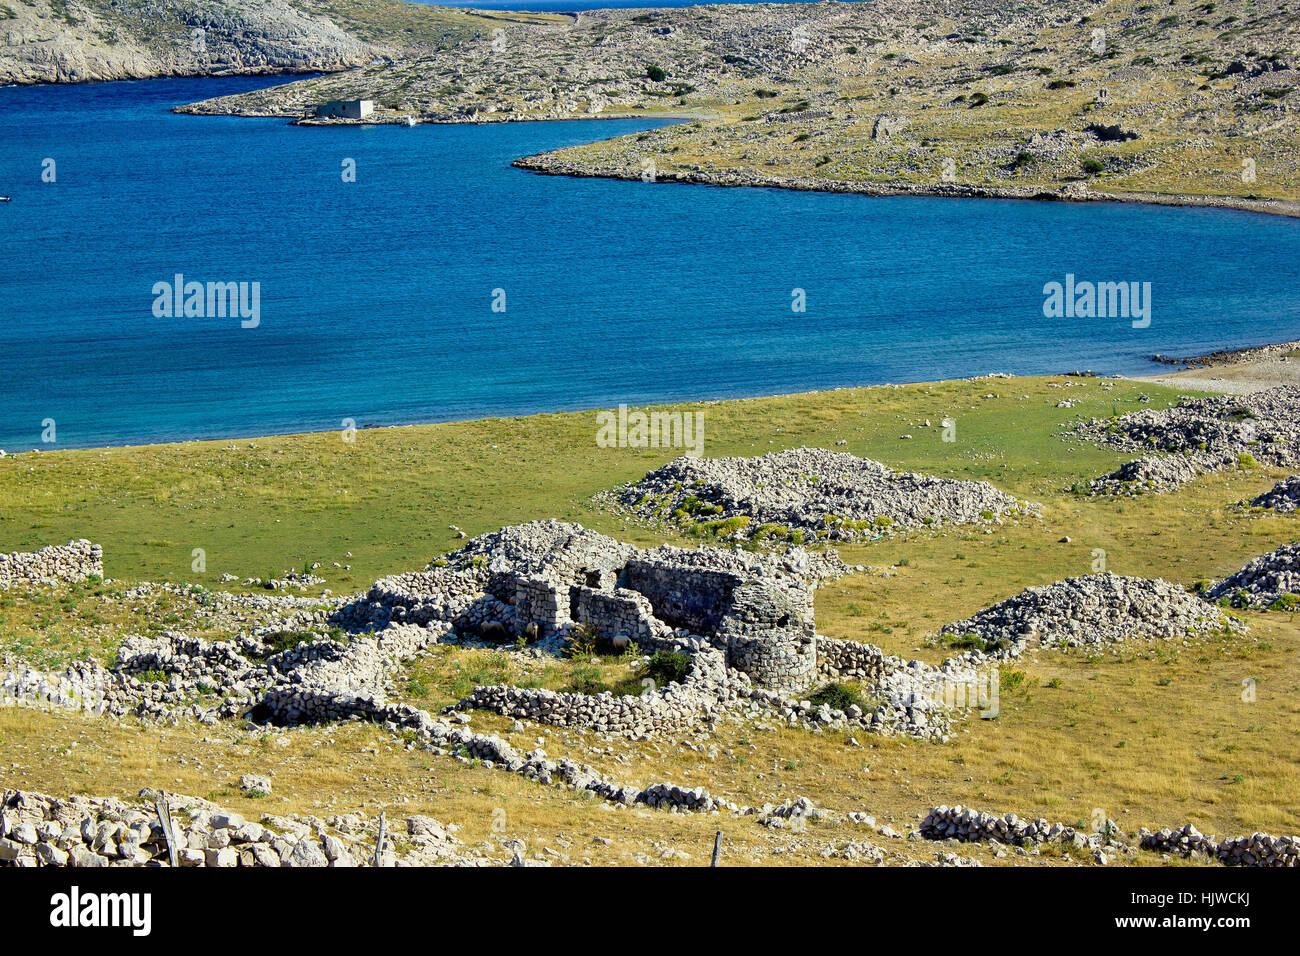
1137,339,1300,394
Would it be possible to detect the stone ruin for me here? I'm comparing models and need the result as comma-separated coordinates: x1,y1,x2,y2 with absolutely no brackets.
0,523,964,749
1075,385,1300,495
4,526,1297,865
340,520,830,696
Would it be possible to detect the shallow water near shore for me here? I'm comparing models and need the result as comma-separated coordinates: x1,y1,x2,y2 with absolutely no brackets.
1,75,1299,450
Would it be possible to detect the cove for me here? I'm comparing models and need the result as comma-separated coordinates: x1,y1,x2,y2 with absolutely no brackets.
0,75,1298,450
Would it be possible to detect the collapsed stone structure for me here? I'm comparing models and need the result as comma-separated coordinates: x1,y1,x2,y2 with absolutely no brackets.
605,447,1038,543
0,524,966,754
1205,542,1300,609
1075,386,1300,495
0,540,101,590
339,521,829,696
328,521,985,739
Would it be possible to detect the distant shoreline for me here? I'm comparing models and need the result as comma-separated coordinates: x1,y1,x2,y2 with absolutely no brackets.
1135,339,1300,395
0,367,1242,457
511,152,1300,220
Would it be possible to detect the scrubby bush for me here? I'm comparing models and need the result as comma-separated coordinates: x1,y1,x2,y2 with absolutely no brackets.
809,682,868,711
644,650,692,686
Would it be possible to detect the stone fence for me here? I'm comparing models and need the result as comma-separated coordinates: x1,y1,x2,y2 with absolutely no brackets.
1140,824,1299,867
923,805,1299,867
0,540,102,589
0,788,466,867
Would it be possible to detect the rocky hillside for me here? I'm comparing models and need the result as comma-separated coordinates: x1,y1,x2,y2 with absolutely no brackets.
175,0,1300,210
0,0,553,84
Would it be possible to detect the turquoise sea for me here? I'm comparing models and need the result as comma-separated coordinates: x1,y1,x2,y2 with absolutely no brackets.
1,75,1298,449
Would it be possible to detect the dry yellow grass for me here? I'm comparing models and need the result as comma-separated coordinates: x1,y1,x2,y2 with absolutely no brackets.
2,374,1298,864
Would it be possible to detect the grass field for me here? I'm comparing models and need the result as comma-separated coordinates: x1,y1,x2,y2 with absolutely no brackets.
2,373,1298,864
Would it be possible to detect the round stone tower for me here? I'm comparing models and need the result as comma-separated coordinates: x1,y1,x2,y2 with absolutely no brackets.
714,580,817,695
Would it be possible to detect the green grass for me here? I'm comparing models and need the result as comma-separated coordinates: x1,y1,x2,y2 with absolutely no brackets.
392,645,641,710
0,375,1195,593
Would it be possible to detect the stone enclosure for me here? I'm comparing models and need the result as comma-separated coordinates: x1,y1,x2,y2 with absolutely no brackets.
349,521,826,696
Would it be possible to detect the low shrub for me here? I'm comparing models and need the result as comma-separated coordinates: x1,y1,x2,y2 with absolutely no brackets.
809,682,868,712
643,650,692,686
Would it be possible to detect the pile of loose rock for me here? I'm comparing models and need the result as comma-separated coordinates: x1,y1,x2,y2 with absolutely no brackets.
937,573,1240,658
1205,543,1300,609
604,447,1037,542
1139,824,1299,867
0,540,102,589
1084,452,1228,496
1247,475,1300,512
0,788,474,868
1075,386,1300,495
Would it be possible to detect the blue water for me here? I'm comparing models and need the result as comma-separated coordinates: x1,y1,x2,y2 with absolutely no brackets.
1,75,1299,450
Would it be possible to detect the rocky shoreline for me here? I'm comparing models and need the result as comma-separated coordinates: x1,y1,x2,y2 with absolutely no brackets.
511,153,1300,220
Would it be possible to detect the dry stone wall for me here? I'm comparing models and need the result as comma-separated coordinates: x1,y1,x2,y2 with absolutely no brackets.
922,805,1129,853
0,788,470,868
0,540,101,589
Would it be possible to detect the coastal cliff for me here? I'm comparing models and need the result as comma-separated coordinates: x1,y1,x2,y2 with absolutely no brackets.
9,0,1299,210
0,0,553,85
0,0,375,84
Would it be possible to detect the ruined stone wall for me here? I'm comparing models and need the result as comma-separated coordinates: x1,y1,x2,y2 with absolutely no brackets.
618,558,742,634
568,585,658,649
0,540,102,589
260,622,448,725
453,636,731,737
510,575,567,638
0,788,466,868
816,636,893,681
